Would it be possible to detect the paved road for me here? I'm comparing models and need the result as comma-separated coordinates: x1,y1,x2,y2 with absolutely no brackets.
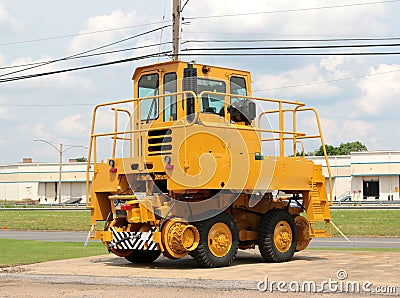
1,230,399,249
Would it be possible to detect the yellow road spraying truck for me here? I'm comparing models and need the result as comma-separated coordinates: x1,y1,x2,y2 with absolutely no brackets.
86,60,332,267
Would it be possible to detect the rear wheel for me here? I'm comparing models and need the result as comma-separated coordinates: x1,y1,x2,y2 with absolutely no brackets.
191,212,239,268
125,250,161,264
292,215,311,251
257,209,297,262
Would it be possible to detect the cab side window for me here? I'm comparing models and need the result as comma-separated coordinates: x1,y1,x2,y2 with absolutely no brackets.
163,72,177,122
230,76,247,104
139,73,159,121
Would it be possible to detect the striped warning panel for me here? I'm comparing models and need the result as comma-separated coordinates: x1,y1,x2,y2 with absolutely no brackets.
108,227,159,250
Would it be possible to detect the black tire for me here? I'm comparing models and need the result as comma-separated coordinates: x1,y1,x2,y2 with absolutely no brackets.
125,250,161,264
191,212,239,268
257,209,297,262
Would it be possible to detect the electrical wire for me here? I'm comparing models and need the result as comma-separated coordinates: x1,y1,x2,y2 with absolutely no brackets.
253,65,400,92
182,43,400,51
184,0,400,20
181,0,191,12
0,21,172,46
0,25,171,79
0,51,172,84
183,37,400,43
0,42,172,71
177,52,400,56
158,0,168,62
3,63,400,107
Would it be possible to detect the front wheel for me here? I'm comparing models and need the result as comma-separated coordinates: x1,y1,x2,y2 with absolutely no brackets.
125,250,161,264
191,212,239,268
257,209,297,262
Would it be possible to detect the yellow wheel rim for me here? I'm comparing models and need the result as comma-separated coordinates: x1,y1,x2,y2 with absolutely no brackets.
208,222,232,257
273,220,292,253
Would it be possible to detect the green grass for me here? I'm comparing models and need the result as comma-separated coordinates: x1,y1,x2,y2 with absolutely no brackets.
0,209,399,237
0,211,90,231
0,239,107,267
330,209,400,237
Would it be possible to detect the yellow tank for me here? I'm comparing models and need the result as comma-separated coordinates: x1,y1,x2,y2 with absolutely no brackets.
86,60,332,267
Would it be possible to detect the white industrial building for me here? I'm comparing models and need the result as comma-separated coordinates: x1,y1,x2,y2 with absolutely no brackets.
0,151,399,204
0,159,92,204
309,151,400,202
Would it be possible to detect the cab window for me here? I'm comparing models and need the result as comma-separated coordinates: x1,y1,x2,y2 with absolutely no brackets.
198,78,226,114
230,76,247,103
138,73,159,121
163,72,177,122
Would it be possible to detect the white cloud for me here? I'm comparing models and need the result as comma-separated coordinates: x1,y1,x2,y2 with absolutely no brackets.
185,0,388,37
0,2,22,33
319,56,354,78
69,10,146,56
321,118,373,146
254,63,342,99
0,106,10,119
355,64,400,116
3,56,95,91
300,115,373,148
56,114,88,137
0,99,12,120
0,98,11,120
32,123,52,141
0,53,5,65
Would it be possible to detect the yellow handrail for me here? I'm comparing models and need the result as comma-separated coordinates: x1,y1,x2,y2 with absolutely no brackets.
293,107,333,205
85,90,332,207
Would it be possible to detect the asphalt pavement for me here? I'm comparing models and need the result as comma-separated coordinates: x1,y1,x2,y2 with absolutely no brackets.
1,230,399,249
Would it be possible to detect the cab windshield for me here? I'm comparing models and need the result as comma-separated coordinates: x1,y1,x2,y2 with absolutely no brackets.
198,78,226,114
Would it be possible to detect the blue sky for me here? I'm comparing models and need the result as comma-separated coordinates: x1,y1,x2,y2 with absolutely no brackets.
1,0,400,164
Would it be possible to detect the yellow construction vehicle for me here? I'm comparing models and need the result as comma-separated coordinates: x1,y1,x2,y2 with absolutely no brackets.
86,60,332,267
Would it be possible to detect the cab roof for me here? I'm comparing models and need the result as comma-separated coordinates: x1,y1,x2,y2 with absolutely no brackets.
132,60,251,81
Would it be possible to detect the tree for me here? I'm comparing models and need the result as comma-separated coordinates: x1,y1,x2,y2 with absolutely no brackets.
314,141,367,156
338,141,367,154
75,157,87,162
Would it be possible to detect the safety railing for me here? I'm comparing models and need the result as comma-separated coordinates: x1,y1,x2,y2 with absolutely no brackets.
86,91,197,207
86,91,333,207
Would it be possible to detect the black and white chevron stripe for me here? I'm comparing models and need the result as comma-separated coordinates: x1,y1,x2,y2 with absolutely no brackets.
108,227,159,251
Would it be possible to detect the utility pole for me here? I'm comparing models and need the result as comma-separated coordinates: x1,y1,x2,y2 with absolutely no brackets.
58,143,63,205
172,0,181,60
34,139,87,204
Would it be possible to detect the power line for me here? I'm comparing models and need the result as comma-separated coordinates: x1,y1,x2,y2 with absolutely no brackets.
0,25,171,79
254,67,400,92
183,37,400,43
177,52,400,56
0,42,172,70
7,40,397,72
2,63,400,107
182,43,400,51
0,21,172,46
185,31,399,38
185,0,400,20
0,51,172,84
181,0,191,12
